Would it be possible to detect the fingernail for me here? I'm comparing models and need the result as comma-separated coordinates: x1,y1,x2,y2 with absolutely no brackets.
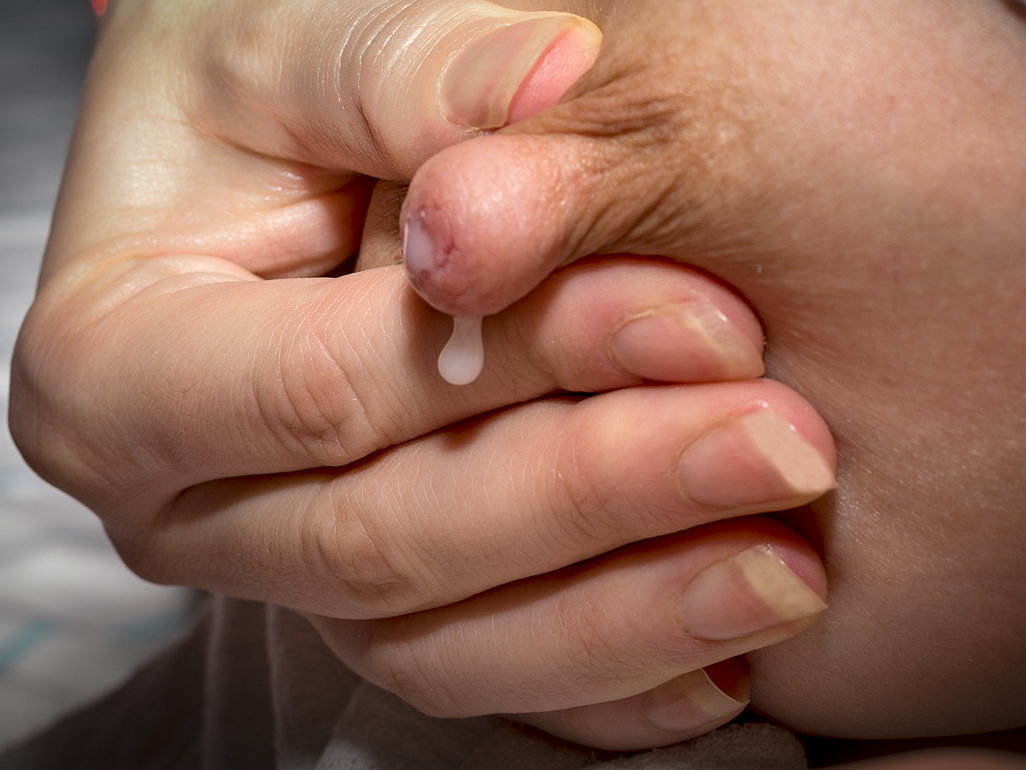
678,545,828,641
441,16,590,129
608,303,763,382
677,408,836,509
643,669,748,733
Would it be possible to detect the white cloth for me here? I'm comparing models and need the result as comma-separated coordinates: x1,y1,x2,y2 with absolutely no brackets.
0,596,807,770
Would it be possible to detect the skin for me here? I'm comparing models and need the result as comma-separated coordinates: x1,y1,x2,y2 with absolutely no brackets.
402,0,1026,743
9,0,838,754
9,0,1025,764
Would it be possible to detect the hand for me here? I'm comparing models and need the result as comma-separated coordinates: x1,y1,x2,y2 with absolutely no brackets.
15,255,837,751
10,0,838,751
39,0,603,285
398,0,1026,740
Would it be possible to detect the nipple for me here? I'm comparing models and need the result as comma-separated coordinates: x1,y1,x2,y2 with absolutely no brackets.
438,316,484,385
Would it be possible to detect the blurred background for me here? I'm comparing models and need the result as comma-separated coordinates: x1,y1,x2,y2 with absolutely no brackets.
0,0,196,748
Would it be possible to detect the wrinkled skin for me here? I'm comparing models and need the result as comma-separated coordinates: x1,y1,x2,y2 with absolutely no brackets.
9,0,843,754
402,0,1026,741
8,0,1026,762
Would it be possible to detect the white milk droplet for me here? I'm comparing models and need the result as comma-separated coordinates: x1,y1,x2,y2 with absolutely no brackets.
438,316,484,386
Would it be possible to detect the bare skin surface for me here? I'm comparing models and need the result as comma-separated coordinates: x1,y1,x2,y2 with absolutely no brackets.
10,0,844,752
401,0,1026,741
9,0,1026,762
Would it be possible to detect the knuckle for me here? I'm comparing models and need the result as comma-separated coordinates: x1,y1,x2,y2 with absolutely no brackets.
12,257,246,510
354,621,471,719
8,323,57,480
488,319,560,392
300,483,436,617
546,411,650,547
552,591,643,684
106,522,180,587
9,298,121,505
548,459,612,550
262,318,393,467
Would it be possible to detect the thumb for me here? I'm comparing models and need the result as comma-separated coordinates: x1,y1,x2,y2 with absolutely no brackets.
205,0,602,178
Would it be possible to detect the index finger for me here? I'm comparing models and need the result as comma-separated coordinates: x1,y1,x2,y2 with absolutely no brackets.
11,256,765,527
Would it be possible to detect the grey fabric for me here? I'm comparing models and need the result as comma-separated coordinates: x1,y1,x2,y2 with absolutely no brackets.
0,596,807,770
589,725,806,770
267,605,363,770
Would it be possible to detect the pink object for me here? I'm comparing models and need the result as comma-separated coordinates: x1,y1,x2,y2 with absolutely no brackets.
90,0,107,16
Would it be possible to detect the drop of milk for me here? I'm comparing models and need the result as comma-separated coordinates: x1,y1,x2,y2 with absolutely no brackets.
438,316,484,385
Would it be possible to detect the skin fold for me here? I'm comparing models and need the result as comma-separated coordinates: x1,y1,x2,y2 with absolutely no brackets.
401,0,1026,741
8,0,1026,763
10,0,844,753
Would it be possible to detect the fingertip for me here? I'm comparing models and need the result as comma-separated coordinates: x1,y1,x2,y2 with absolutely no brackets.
704,657,751,704
516,662,750,752
441,15,601,130
505,19,602,125
705,516,829,607
729,378,839,488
